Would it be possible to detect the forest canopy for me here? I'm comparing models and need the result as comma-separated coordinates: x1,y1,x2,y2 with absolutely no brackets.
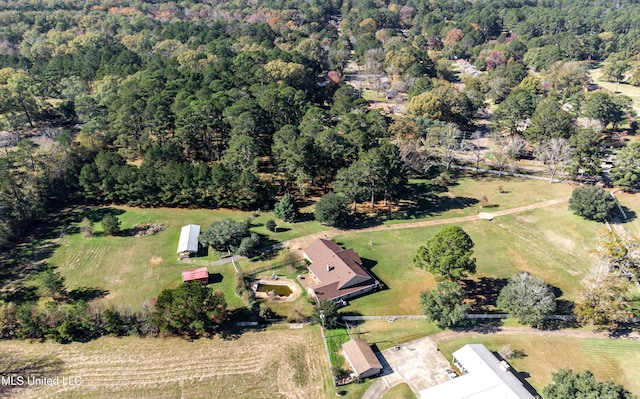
2,0,640,245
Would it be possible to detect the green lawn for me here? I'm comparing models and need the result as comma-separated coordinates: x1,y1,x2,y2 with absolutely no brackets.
351,320,442,351
381,383,417,399
336,203,602,315
590,68,640,110
438,335,640,397
386,176,574,225
47,206,324,310
44,177,609,315
325,327,351,371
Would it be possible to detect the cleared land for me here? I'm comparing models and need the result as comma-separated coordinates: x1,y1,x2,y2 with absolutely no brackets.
43,177,580,312
46,206,325,310
438,334,640,397
336,201,602,315
0,326,331,399
387,176,575,224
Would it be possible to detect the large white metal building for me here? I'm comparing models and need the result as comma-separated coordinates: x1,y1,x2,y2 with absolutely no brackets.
419,344,536,399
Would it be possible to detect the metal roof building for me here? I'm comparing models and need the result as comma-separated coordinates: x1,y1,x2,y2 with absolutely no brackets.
177,224,200,256
419,344,536,399
181,267,209,284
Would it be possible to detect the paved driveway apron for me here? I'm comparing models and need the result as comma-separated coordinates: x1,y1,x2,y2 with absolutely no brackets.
362,336,450,399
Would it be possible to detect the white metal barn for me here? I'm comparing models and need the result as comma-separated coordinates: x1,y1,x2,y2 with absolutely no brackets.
419,344,535,399
177,224,200,258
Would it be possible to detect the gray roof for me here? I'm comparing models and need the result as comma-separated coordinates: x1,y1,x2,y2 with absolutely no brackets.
177,224,200,254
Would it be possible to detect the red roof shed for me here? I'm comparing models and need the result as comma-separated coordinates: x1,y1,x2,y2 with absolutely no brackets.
181,267,209,284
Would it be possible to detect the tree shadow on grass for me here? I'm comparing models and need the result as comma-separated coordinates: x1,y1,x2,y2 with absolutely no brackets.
1,284,39,303
454,318,503,334
69,206,126,224
391,181,479,221
68,287,110,302
0,242,56,303
543,318,580,331
208,273,223,284
461,277,508,312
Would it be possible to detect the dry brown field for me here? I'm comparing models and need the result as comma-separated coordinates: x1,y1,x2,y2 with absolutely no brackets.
1,326,332,399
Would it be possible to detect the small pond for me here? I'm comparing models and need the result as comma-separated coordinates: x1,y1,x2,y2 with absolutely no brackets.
256,283,293,296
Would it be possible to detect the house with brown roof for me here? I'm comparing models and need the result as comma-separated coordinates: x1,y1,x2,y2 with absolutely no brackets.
342,338,383,378
302,239,379,302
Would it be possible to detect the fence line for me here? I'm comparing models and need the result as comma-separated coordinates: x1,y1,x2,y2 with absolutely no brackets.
450,164,577,185
341,314,640,322
610,191,628,220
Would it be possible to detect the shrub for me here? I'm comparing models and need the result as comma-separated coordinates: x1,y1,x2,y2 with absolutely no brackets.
265,219,276,232
101,214,121,235
274,193,298,222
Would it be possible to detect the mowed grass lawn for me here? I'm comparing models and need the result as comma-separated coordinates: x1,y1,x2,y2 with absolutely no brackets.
385,176,574,225
48,206,326,310
590,68,640,110
336,202,603,315
0,326,333,399
380,383,417,399
438,335,640,397
353,320,442,350
47,177,603,313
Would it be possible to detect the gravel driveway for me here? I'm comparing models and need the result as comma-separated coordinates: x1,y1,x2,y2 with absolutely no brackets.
362,336,450,399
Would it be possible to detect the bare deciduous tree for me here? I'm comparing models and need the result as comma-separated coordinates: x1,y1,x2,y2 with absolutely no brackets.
486,132,525,177
461,130,485,175
420,122,462,171
536,137,574,183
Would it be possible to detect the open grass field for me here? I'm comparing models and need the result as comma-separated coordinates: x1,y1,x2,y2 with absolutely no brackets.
336,202,603,315
590,68,640,112
46,206,325,310
43,176,617,317
0,326,332,399
438,334,640,397
385,176,574,225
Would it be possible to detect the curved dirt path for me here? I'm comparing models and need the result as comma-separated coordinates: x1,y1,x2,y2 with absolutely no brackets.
285,196,570,252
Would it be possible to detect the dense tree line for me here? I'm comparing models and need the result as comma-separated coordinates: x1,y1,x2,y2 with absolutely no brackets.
0,281,229,342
